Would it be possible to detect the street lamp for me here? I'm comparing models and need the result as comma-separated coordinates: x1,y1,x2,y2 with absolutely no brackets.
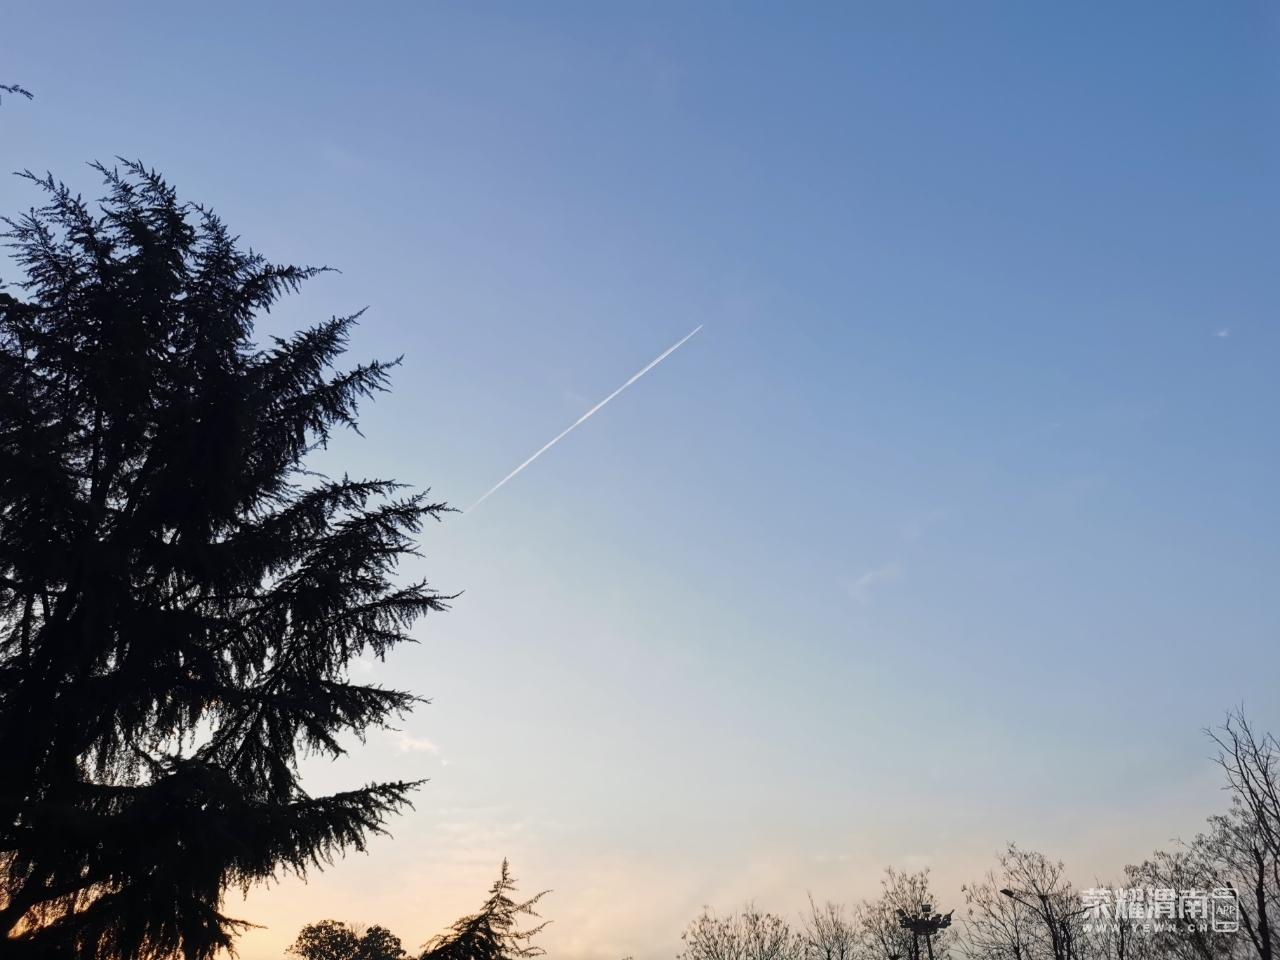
895,905,952,960
1000,887,1089,960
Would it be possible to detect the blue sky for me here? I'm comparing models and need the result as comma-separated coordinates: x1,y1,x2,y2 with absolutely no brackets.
3,3,1278,957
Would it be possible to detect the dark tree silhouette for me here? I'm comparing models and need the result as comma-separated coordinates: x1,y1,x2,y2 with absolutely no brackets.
288,861,548,960
0,162,451,959
289,920,407,960
419,860,550,960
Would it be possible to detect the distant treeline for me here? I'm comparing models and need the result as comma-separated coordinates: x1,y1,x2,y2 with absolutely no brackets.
288,860,547,960
295,709,1279,960
679,709,1276,960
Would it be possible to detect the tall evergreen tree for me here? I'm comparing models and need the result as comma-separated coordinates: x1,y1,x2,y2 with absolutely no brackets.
0,163,451,959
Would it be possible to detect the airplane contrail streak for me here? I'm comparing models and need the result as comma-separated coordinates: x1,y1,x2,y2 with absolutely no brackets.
465,325,703,513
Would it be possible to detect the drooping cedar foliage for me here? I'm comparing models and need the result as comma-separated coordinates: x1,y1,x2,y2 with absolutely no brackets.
0,85,33,105
0,162,451,959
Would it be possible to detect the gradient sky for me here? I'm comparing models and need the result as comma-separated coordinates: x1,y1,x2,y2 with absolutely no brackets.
3,3,1279,958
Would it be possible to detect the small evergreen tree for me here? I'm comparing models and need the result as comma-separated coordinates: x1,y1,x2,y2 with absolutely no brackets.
419,860,549,960
0,163,451,959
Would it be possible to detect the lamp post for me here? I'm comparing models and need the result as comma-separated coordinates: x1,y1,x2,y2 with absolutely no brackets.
895,905,952,960
999,888,1089,960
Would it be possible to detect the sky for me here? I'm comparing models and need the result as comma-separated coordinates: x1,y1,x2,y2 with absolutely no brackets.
2,2,1279,957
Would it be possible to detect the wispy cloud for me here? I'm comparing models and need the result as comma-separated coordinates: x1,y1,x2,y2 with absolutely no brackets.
902,510,944,541
389,731,439,754
848,561,903,604
1217,328,1230,338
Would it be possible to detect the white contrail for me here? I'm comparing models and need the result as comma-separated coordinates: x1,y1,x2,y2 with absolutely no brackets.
466,325,703,513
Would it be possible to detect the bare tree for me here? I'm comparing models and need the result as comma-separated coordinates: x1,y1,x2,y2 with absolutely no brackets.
1121,848,1230,960
853,868,954,960
800,896,859,960
1125,711,1280,960
960,868,1041,960
681,909,748,960
960,845,1086,960
680,712,1280,960
1075,889,1147,960
680,905,799,960
1205,711,1280,960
